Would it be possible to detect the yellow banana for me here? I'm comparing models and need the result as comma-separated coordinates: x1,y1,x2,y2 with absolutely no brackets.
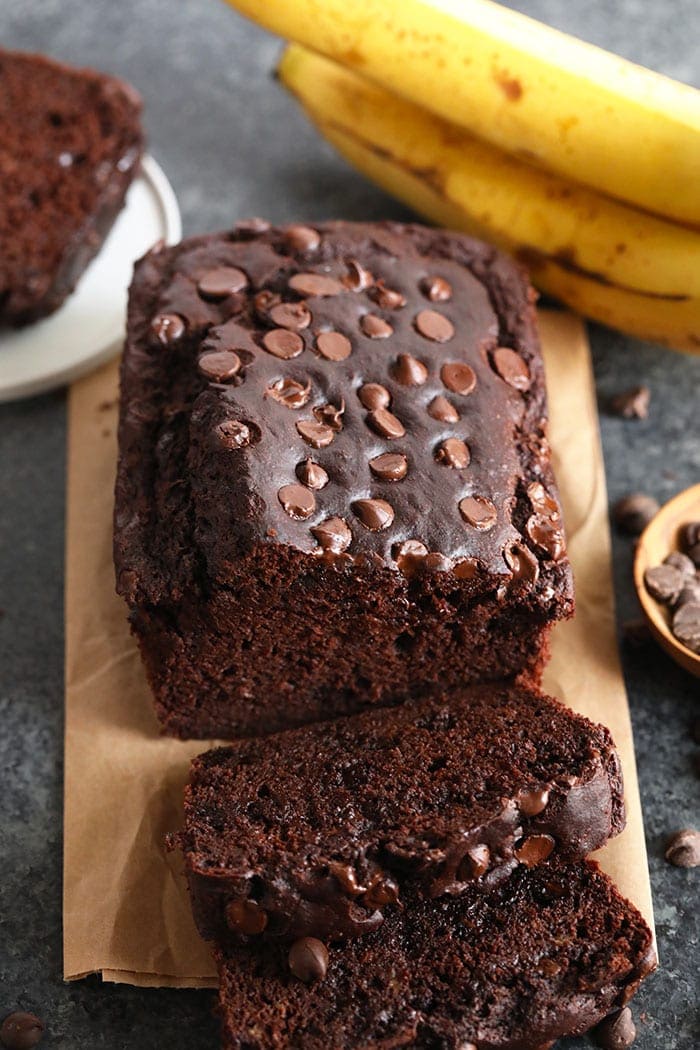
277,45,700,353
226,0,700,226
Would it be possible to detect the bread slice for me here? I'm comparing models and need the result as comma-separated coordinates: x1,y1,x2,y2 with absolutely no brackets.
0,49,143,324
178,683,625,943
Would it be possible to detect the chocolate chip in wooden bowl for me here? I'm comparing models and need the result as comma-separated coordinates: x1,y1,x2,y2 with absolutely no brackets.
681,521,700,552
288,937,329,983
672,602,700,653
609,384,650,420
592,1006,636,1049
644,564,684,604
664,828,700,868
0,1012,45,1050
613,493,659,536
663,551,696,580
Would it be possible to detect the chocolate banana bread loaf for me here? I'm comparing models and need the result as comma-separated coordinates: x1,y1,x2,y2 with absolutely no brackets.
0,49,143,324
214,858,655,1049
178,683,624,944
114,220,574,738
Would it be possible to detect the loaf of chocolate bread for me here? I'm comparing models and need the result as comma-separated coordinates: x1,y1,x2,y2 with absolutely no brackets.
178,683,624,944
0,49,143,324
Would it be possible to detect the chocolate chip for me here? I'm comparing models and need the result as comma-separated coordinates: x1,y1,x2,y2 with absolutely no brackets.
612,493,659,535
150,313,185,346
343,258,374,291
515,833,555,867
361,313,393,339
453,557,480,580
234,216,270,237
504,542,540,586
369,453,408,481
457,844,491,881
262,328,304,359
371,281,406,310
672,602,700,653
358,383,391,410
225,898,268,935
284,225,320,252
0,1012,44,1050
311,516,352,553
527,481,560,520
492,347,531,391
296,419,335,448
215,420,254,449
361,875,400,909
427,395,459,422
644,564,683,603
436,438,470,469
677,580,700,607
265,377,311,409
253,289,281,320
268,301,312,331
367,407,405,439
459,495,497,531
609,385,650,420
415,309,454,342
198,350,241,382
664,551,696,579
526,515,566,561
393,353,428,386
288,937,329,983
441,362,476,396
198,266,248,299
316,330,352,361
681,521,700,552
289,272,344,297
665,828,700,867
592,1007,636,1049
517,787,550,816
394,539,429,576
353,498,395,531
278,484,316,520
313,401,345,431
421,275,452,302
297,459,329,490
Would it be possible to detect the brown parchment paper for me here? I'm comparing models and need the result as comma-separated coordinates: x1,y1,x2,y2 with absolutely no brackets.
64,311,655,987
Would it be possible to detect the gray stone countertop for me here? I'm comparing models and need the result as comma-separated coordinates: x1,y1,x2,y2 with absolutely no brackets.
0,1,698,1046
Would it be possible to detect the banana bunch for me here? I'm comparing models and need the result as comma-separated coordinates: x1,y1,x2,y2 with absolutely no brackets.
225,0,700,352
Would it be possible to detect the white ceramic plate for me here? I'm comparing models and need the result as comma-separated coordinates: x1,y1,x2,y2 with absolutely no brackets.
0,155,181,402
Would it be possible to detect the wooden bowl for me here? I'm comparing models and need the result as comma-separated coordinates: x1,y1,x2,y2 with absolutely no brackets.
633,483,700,678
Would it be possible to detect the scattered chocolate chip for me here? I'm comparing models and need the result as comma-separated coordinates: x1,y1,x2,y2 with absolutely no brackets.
253,289,281,320
288,937,329,983
343,258,374,291
458,844,491,881
197,266,248,299
311,516,352,553
515,833,555,867
504,542,540,586
453,557,480,580
665,828,700,867
681,522,700,552
150,313,185,346
313,401,345,431
268,301,312,331
198,350,241,382
289,272,343,297
278,484,316,520
421,275,452,302
427,395,459,422
609,385,650,420
297,459,329,490
517,787,550,816
436,438,470,469
361,875,400,908
492,347,531,391
369,452,408,481
296,420,335,448
316,330,352,361
672,602,700,653
526,515,566,561
644,564,683,604
361,313,393,339
358,383,391,410
459,495,497,531
215,420,253,449
392,353,428,386
284,225,321,253
262,328,304,359
612,493,659,535
371,281,406,309
367,407,405,439
664,551,696,579
225,898,268,935
415,308,454,342
353,498,395,531
265,377,311,410
441,362,476,396
527,481,560,520
592,1007,636,1049
621,619,651,646
0,1012,44,1050
393,539,429,576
